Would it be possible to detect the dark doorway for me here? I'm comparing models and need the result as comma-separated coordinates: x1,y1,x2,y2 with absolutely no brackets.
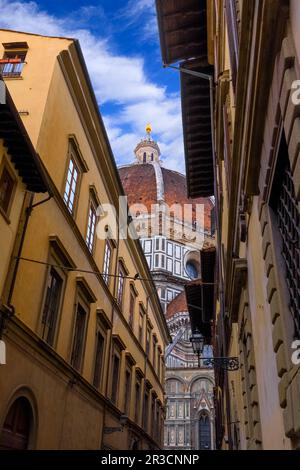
0,397,33,449
199,413,211,450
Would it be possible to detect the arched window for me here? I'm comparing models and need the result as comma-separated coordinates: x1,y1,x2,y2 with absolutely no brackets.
185,260,198,279
151,153,154,161
143,152,147,163
0,397,33,449
199,413,211,450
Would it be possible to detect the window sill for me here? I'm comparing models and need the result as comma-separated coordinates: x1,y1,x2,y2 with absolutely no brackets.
3,76,24,81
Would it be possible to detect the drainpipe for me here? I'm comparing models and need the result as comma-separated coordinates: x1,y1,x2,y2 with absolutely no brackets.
0,191,52,340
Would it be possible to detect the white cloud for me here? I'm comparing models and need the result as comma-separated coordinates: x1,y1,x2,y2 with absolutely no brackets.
0,0,185,173
118,0,159,42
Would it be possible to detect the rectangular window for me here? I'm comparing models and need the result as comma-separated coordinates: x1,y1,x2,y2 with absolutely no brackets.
146,327,150,355
111,354,120,404
64,157,79,214
135,382,141,422
144,240,152,253
41,268,63,346
143,391,149,431
152,337,156,367
138,309,144,343
146,255,152,270
93,332,104,388
151,397,156,436
129,290,135,328
157,351,161,380
167,258,173,272
0,165,16,216
270,133,300,336
156,408,160,441
124,369,131,415
117,264,125,306
103,241,112,284
0,48,27,77
86,198,97,253
71,303,87,371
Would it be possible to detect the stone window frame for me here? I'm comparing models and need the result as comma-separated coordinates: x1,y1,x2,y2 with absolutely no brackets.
102,239,113,286
92,309,111,392
1,42,28,79
109,334,126,408
38,236,75,349
138,302,146,345
116,258,129,309
128,282,138,331
85,185,100,255
134,366,144,425
124,353,135,418
69,277,96,373
62,135,88,218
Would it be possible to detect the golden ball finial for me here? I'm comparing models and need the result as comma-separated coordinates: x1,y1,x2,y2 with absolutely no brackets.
145,124,152,135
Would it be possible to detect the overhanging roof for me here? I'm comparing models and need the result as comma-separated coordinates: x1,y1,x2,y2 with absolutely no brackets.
181,59,214,197
156,0,214,198
155,0,208,65
0,77,47,193
185,247,216,340
185,280,212,340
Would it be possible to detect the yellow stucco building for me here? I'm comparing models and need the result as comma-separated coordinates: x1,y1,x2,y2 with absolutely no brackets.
0,29,170,450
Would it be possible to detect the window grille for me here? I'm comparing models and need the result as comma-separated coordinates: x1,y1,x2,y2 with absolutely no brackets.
275,163,300,336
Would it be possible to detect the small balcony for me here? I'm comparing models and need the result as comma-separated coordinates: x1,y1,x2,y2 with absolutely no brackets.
0,59,25,77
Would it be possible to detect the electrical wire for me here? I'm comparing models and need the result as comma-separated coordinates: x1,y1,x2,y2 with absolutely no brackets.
16,256,217,285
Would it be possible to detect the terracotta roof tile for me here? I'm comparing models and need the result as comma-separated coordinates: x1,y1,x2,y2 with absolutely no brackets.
119,163,213,231
166,291,188,319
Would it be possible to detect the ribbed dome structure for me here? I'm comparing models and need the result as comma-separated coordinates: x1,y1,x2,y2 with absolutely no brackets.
119,163,213,229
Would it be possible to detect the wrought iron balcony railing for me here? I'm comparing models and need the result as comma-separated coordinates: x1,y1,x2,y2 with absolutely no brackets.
0,59,25,77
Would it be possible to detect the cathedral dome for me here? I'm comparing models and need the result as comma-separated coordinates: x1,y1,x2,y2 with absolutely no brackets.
119,126,213,230
166,291,188,320
119,163,213,230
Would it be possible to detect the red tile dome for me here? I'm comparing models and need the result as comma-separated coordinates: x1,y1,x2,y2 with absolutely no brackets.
119,163,213,231
166,291,188,320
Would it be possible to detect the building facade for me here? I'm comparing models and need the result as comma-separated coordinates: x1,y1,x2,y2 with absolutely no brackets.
0,30,170,450
156,0,300,451
0,76,47,365
164,293,214,450
119,130,215,450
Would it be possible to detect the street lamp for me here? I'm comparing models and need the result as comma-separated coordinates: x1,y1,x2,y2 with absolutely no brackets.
190,328,205,367
190,330,239,371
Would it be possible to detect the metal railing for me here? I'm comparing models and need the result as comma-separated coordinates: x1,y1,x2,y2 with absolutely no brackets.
0,60,25,77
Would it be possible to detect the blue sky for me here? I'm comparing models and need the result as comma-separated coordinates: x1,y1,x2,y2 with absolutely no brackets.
0,0,185,172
